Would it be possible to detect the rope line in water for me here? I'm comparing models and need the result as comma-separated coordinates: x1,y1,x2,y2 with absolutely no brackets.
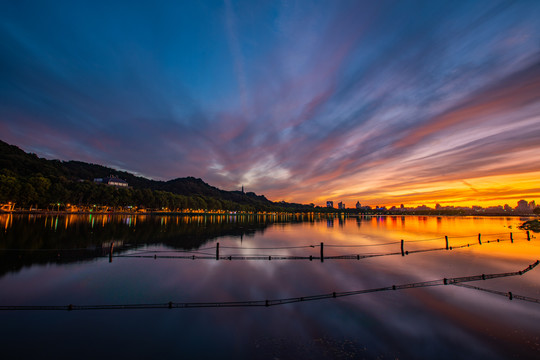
454,283,540,304
0,231,529,253
1,260,537,311
1,231,531,261
115,235,526,261
221,245,315,250
448,231,510,239
126,249,216,256
116,252,402,261
324,241,401,247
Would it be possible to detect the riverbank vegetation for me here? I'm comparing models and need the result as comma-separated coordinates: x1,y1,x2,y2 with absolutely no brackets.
0,140,316,212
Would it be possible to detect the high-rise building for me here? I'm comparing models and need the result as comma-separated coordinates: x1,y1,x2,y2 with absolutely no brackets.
326,201,334,208
355,201,361,209
516,200,529,212
529,200,536,210
338,202,345,210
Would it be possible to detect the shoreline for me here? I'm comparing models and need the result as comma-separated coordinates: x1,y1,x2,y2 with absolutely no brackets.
1,210,537,217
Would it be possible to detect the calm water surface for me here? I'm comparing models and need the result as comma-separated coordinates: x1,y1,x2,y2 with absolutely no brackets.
0,214,539,359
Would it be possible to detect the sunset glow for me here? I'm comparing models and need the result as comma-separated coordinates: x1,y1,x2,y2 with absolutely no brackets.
1,1,539,207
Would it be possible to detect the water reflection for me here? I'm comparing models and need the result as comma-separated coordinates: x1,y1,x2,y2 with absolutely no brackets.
0,214,539,359
1,214,537,276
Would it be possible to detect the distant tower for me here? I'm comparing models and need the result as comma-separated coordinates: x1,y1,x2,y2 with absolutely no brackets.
326,201,334,208
355,201,361,209
241,185,244,194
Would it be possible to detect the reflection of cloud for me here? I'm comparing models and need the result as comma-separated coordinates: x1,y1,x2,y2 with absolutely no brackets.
1,1,540,205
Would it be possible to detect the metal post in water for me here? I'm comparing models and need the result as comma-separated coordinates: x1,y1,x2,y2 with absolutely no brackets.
109,242,114,263
478,233,482,245
216,242,220,260
320,242,324,262
510,233,513,243
401,239,404,256
445,236,449,250
527,231,530,241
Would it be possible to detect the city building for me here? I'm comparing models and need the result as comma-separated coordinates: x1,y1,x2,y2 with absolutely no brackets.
326,201,334,208
516,199,529,212
338,202,345,210
355,201,361,209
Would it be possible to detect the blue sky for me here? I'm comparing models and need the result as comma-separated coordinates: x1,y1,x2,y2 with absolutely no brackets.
1,0,540,206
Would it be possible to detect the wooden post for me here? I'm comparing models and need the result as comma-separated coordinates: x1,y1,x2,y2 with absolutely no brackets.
445,236,449,250
216,242,219,260
510,233,513,243
527,231,530,241
320,242,324,262
109,242,114,263
478,233,482,245
401,239,404,257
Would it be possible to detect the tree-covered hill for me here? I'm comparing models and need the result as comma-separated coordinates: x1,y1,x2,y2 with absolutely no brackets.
0,139,315,212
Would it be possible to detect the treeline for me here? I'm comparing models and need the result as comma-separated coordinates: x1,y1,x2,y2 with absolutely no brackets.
0,170,258,211
0,140,314,212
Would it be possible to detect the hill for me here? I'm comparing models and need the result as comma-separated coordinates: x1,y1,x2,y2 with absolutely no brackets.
0,139,314,212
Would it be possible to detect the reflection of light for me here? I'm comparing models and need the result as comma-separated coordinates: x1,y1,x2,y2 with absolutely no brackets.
322,216,535,259
0,214,13,230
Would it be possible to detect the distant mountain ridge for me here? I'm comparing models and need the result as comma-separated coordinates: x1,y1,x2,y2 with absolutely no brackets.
0,139,311,211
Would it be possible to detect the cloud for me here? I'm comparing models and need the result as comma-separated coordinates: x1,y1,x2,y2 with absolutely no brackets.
1,1,540,205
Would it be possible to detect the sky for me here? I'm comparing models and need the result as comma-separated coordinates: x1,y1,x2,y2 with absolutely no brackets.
1,0,540,208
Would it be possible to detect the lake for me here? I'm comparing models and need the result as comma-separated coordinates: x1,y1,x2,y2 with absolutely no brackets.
1,214,539,359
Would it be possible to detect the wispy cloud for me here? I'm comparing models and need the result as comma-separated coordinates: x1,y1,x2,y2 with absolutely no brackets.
1,1,540,206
